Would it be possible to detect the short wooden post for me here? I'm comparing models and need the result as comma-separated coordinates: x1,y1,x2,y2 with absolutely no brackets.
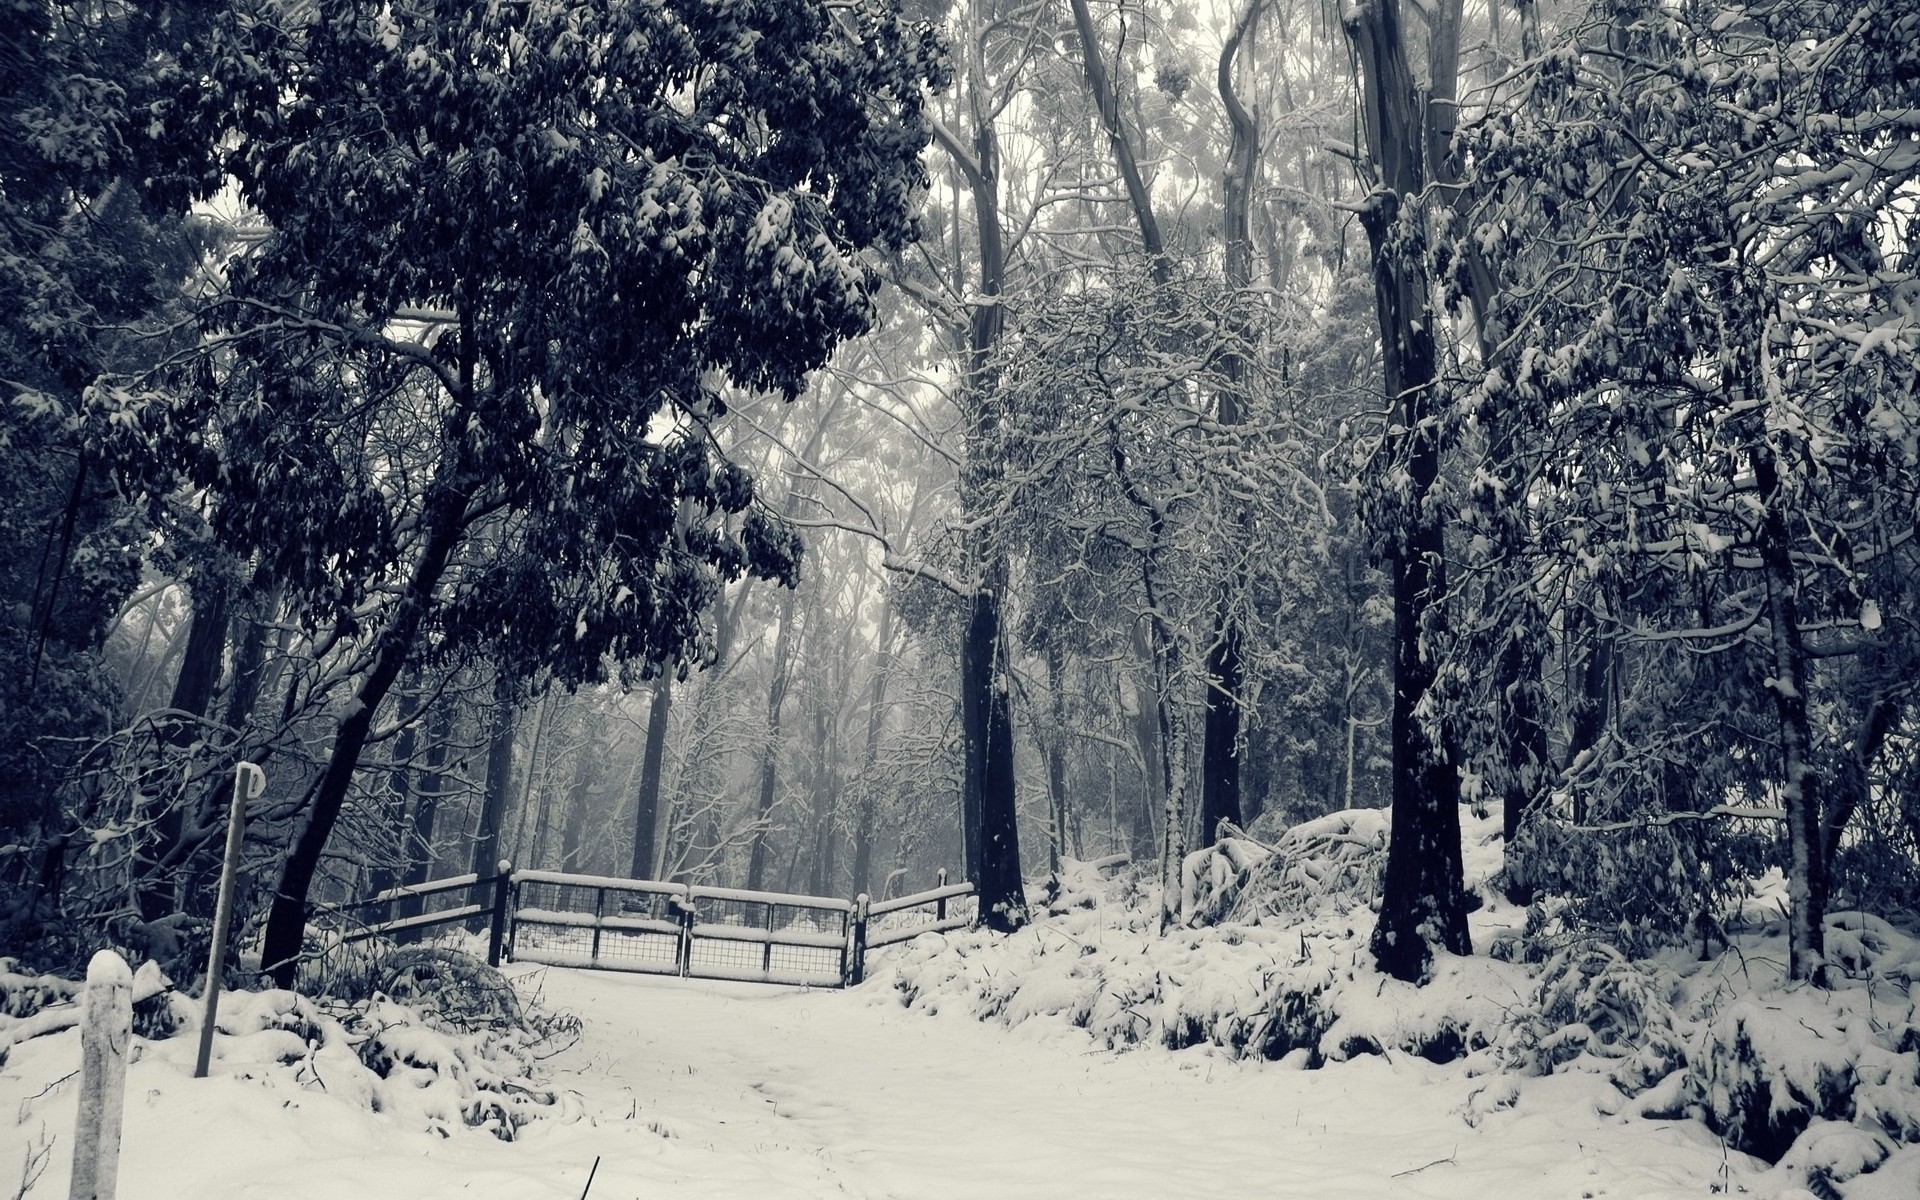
848,893,869,986
71,950,131,1200
936,868,949,922
487,859,512,967
196,761,263,1079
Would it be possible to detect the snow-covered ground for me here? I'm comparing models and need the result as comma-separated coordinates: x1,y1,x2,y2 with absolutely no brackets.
5,958,1777,1199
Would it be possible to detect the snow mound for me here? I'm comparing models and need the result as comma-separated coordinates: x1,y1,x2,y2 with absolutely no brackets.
883,844,1527,1067
2,952,580,1143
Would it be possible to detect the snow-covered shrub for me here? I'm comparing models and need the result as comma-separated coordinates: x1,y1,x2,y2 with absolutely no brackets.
1778,1120,1893,1200
1507,808,1769,960
349,996,569,1140
1178,836,1272,927
129,958,193,1039
1222,809,1390,922
369,947,522,1031
1694,997,1868,1162
0,958,74,1018
1504,942,1686,1094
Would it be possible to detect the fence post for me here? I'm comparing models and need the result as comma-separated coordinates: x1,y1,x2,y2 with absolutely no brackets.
675,887,695,977
71,950,131,1200
589,887,605,966
761,901,775,977
848,893,869,986
487,860,512,967
936,868,948,923
195,760,263,1079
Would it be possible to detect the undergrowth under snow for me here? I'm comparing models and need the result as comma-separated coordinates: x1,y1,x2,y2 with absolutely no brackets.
875,806,1920,1199
1,953,578,1151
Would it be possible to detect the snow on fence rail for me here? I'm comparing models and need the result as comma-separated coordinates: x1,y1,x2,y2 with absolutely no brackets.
865,872,977,950
307,862,514,966
509,869,976,987
508,873,859,988
312,867,978,988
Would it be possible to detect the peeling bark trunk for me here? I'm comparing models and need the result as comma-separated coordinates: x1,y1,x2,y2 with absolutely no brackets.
1346,0,1470,982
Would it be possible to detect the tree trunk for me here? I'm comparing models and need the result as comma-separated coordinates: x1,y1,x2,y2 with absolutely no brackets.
138,574,232,920
259,484,469,987
746,588,798,890
470,670,519,883
1753,448,1828,985
1494,627,1551,904
1042,639,1070,874
179,581,281,917
1565,625,1614,826
934,15,1022,928
628,675,673,879
395,700,452,939
976,675,1024,930
364,681,419,898
1126,646,1163,861
1198,0,1268,850
1067,0,1166,278
507,692,554,866
1345,0,1470,983
961,587,993,882
851,594,895,897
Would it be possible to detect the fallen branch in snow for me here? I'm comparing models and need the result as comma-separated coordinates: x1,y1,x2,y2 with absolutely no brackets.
1390,1148,1457,1177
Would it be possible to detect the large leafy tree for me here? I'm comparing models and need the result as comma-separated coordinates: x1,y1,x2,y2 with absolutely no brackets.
1456,0,1920,980
1,0,210,945
104,0,945,984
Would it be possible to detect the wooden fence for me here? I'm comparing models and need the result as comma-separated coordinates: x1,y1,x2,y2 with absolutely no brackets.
308,863,514,966
313,866,977,988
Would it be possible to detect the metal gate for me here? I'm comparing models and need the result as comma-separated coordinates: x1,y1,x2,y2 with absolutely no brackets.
508,869,977,987
312,867,977,988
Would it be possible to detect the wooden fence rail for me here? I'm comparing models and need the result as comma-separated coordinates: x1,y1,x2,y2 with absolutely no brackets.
307,862,514,966
316,866,978,988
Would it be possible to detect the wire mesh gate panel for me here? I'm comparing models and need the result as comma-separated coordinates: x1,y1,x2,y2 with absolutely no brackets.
505,869,978,987
510,871,687,976
508,872,852,987
683,887,850,987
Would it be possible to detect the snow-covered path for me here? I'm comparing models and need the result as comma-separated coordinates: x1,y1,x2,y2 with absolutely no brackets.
5,963,1759,1199
497,964,1742,1200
